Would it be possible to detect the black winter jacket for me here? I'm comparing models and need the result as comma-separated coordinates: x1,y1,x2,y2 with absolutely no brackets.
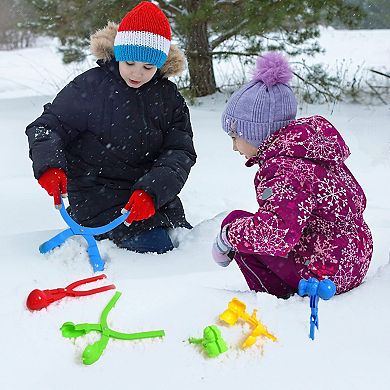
26,41,196,239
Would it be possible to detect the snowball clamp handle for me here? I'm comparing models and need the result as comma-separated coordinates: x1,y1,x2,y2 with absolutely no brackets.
61,291,165,365
39,197,130,272
26,274,115,311
298,278,336,340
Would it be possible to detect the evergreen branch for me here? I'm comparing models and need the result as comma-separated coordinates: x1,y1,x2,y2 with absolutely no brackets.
154,0,183,16
272,29,322,55
210,20,249,50
292,71,337,103
215,0,245,8
292,60,341,88
212,50,340,103
211,50,257,57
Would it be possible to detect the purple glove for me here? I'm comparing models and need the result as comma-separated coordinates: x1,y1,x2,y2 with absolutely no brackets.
212,225,235,267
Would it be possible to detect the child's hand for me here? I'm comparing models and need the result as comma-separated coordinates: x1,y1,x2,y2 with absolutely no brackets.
38,168,68,209
212,226,235,267
121,190,156,226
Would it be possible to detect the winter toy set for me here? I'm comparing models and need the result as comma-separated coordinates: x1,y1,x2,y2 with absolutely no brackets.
27,276,335,363
33,213,336,360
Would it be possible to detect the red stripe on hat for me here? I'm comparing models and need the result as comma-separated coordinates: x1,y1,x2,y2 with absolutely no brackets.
117,2,171,41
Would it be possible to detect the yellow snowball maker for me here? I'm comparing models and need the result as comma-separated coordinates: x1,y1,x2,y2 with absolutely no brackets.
219,298,277,348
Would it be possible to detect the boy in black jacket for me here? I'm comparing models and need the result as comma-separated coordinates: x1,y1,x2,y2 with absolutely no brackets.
26,2,196,254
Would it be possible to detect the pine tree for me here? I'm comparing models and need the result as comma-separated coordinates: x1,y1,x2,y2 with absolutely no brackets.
347,0,390,28
0,0,37,49
23,0,362,98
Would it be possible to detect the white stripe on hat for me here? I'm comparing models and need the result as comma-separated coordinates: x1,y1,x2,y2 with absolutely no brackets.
114,30,170,55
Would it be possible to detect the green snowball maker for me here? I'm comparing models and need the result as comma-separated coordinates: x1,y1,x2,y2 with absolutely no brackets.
61,291,165,365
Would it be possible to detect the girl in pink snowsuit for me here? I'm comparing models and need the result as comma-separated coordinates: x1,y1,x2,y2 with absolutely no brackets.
213,52,373,298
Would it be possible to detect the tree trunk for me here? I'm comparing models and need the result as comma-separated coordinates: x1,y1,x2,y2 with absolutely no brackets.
185,3,216,97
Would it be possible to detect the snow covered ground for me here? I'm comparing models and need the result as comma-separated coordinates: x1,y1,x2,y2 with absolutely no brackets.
1,29,389,390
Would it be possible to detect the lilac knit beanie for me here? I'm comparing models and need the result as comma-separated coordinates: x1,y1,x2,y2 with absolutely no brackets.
221,52,297,148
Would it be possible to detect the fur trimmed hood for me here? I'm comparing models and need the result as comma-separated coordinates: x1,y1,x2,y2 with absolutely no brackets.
90,22,186,78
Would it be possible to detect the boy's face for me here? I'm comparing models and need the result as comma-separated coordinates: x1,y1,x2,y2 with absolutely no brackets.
231,136,258,159
118,61,157,88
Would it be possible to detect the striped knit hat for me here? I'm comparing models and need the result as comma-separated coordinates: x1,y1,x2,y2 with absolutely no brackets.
114,2,171,68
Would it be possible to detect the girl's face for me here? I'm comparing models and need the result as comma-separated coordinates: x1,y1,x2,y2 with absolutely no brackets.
118,61,157,88
231,136,258,159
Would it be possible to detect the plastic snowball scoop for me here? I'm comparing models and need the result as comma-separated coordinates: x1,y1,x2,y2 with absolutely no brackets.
26,274,115,311
61,291,165,365
39,197,130,272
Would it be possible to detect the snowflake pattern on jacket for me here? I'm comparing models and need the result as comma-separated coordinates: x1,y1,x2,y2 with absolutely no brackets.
227,116,373,294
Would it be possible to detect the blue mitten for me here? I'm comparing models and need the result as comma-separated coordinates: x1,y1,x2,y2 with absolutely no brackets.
212,225,235,267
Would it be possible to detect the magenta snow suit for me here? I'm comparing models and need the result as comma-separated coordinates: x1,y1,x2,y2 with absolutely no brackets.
223,115,373,298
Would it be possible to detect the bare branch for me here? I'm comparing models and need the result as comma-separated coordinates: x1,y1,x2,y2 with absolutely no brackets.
366,81,388,104
370,69,390,79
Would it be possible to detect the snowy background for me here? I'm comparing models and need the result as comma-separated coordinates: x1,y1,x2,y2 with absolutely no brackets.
1,28,389,389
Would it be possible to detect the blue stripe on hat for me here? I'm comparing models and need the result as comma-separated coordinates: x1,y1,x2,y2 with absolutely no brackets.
114,45,168,68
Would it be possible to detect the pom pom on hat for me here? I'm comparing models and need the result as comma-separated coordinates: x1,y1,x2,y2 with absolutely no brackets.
252,52,293,87
222,51,297,148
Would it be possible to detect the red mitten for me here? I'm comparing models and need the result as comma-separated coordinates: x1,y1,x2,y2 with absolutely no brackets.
38,168,67,208
122,190,155,226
